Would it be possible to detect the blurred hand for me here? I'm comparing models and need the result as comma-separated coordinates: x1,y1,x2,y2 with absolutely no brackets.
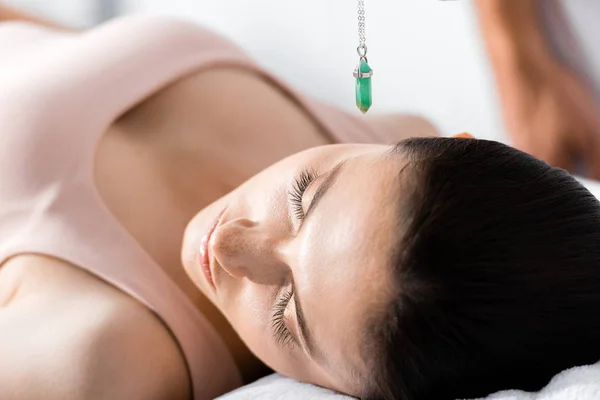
497,57,600,179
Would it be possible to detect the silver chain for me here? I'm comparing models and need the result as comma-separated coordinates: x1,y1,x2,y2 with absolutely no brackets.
357,0,367,57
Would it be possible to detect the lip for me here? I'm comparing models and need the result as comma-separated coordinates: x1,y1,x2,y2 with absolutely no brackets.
199,207,227,291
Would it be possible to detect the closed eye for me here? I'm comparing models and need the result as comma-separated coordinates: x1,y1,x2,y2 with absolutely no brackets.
271,287,295,348
289,168,318,221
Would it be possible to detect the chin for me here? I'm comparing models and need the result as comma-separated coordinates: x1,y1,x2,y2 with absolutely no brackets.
181,213,208,292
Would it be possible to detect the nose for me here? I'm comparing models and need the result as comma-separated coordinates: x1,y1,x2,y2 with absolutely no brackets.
210,217,288,285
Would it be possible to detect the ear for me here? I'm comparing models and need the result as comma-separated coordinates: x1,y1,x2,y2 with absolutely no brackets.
452,132,475,139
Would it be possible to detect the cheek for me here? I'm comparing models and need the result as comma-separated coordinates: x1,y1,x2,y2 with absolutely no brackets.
223,284,307,377
223,285,275,358
226,284,271,330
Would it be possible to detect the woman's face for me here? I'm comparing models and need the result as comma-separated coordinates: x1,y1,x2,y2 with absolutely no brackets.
182,144,402,396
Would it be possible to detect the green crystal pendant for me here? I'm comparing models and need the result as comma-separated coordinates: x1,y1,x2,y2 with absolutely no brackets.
354,59,373,114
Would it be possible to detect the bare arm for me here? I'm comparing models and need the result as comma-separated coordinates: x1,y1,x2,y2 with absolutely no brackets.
474,0,600,178
474,0,551,73
0,257,188,400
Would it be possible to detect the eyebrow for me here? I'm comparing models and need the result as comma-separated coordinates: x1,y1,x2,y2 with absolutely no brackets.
304,160,346,219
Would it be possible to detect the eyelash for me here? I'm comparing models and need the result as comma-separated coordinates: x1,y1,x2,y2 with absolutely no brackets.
272,287,295,348
289,169,318,220
277,168,316,346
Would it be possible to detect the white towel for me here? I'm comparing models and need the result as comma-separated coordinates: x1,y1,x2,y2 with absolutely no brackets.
218,364,600,400
479,363,600,400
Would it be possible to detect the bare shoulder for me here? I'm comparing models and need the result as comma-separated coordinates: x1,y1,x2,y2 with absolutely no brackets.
0,255,189,400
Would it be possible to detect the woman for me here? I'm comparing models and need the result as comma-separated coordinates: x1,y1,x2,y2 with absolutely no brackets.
2,5,600,400
0,4,433,400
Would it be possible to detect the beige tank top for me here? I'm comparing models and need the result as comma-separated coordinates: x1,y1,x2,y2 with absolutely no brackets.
0,14,391,399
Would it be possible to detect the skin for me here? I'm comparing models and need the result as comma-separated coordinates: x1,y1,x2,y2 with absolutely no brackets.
0,4,438,399
182,133,472,395
475,0,600,178
182,144,401,395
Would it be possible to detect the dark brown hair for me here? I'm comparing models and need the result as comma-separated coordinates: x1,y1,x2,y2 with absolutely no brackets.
365,138,600,400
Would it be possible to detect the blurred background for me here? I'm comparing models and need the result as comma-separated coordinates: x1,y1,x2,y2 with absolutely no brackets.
6,0,598,145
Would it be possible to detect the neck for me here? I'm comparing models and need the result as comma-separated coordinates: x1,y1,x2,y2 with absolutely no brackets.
108,67,333,383
107,120,270,383
129,136,270,381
